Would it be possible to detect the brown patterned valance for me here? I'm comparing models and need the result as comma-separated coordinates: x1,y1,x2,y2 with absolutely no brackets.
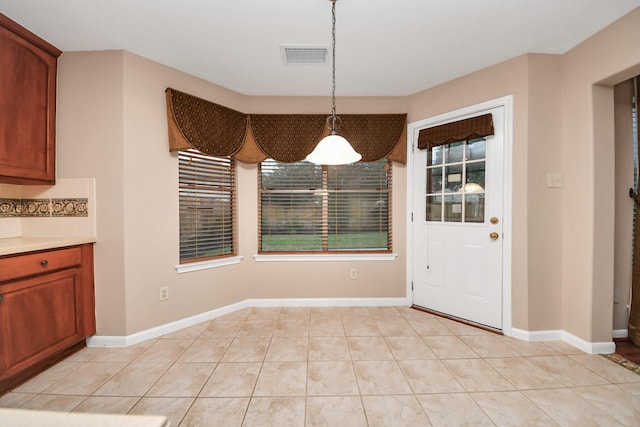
166,88,408,164
417,113,494,150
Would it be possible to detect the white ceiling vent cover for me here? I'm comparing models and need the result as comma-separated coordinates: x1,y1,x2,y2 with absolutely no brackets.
281,45,329,64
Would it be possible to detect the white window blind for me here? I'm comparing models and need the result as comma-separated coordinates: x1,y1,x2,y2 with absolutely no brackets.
259,159,391,252
179,149,236,263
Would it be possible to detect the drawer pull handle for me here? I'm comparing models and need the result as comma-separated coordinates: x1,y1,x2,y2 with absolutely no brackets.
40,260,48,267
0,295,3,303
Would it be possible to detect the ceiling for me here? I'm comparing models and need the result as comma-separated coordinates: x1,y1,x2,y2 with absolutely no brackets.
2,0,640,97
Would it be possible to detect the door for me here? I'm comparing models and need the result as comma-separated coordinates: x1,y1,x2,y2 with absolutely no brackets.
412,106,504,329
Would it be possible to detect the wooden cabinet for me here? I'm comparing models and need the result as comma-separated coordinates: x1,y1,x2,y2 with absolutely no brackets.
0,244,95,394
0,14,61,185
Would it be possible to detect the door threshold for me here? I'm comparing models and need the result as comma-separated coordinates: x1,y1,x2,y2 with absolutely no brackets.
410,305,503,335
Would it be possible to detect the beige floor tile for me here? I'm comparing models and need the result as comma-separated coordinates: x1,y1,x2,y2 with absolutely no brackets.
422,336,478,359
217,308,252,321
459,335,520,358
306,396,367,427
221,337,270,362
94,362,170,396
20,394,86,412
417,393,494,427
362,395,431,427
129,397,194,427
201,320,243,338
134,338,194,363
64,346,106,362
501,337,560,356
339,306,372,318
147,363,215,397
265,337,308,361
342,316,382,336
398,360,464,393
408,318,453,336
366,306,403,318
253,361,307,396
528,355,611,387
523,388,619,426
0,392,35,408
353,360,412,394
309,318,345,336
12,361,84,393
43,361,126,395
442,359,514,392
438,319,490,336
242,397,305,427
310,307,341,318
247,307,282,320
177,338,232,363
161,321,210,339
72,396,139,414
619,382,640,395
181,397,250,426
374,317,417,336
347,336,394,360
308,336,351,361
569,354,640,383
237,319,276,337
544,340,585,355
485,357,565,389
278,307,311,320
471,391,558,426
385,336,437,360
307,361,359,396
199,362,261,397
273,319,310,337
92,341,155,363
574,384,640,425
396,306,436,318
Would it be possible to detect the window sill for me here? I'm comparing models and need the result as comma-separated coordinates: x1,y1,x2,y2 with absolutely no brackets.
175,255,243,273
253,253,397,262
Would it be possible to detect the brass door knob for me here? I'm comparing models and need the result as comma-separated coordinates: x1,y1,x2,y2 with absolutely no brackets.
489,232,499,240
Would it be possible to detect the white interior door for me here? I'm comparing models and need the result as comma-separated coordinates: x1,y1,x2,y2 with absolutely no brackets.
412,106,505,329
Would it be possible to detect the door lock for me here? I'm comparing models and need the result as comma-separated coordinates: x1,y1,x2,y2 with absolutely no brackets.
489,232,500,240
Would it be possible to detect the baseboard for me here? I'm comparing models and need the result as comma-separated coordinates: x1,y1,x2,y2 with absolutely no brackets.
510,328,615,355
612,329,628,339
87,297,410,348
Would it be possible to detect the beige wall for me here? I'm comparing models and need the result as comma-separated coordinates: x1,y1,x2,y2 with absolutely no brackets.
613,79,634,331
54,6,640,341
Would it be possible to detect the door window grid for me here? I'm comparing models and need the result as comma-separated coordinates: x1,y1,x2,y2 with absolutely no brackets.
426,138,486,223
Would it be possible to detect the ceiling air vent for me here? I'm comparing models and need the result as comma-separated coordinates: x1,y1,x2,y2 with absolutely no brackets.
281,45,329,65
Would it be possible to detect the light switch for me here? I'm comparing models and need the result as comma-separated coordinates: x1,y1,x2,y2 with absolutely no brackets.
547,173,562,188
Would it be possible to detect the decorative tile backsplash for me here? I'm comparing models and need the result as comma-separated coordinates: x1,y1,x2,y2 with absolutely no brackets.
0,198,88,218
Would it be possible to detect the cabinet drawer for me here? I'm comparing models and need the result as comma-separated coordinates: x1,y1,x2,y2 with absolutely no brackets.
0,247,82,283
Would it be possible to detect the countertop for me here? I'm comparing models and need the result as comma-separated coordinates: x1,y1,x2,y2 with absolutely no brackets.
0,236,97,256
0,408,169,427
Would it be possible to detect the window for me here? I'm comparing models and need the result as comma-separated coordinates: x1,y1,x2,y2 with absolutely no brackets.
426,138,486,223
259,159,391,253
179,149,236,263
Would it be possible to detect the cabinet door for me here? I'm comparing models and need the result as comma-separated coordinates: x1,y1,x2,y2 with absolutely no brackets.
0,15,59,184
0,268,83,380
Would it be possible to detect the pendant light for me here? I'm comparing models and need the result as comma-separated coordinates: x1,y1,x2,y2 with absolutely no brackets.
306,0,362,165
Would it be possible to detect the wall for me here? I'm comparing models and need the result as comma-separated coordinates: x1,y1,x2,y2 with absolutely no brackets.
613,79,634,331
58,51,408,336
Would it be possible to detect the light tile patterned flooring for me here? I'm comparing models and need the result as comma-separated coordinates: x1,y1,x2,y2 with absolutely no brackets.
2,306,640,426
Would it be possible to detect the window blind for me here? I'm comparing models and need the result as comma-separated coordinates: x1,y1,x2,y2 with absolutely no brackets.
259,159,391,253
179,149,236,262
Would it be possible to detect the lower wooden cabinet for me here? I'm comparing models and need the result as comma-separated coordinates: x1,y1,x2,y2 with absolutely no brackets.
0,244,95,394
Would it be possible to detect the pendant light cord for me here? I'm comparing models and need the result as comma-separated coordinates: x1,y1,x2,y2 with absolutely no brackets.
330,0,338,131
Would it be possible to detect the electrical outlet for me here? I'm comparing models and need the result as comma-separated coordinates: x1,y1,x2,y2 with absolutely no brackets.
159,286,169,301
350,268,358,280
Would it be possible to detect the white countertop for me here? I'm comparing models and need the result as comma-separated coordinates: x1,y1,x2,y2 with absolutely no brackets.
0,236,97,256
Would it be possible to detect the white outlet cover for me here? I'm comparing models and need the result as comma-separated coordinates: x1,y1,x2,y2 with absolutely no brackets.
546,173,562,188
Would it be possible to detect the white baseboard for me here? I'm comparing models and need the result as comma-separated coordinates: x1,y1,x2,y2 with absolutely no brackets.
612,329,628,339
509,328,616,355
87,297,410,348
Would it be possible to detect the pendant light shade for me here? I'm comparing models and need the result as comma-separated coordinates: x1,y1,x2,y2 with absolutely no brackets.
306,0,361,165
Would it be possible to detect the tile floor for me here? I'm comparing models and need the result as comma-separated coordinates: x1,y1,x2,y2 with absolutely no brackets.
1,306,640,426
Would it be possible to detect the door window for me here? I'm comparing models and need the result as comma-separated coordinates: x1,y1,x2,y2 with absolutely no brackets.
426,138,486,223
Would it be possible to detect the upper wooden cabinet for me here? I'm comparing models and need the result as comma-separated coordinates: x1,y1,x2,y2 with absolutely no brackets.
0,14,61,185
